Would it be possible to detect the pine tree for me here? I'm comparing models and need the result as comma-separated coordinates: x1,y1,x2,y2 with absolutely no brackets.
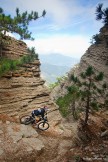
0,7,46,39
71,66,107,125
67,85,81,119
96,3,108,25
0,7,46,56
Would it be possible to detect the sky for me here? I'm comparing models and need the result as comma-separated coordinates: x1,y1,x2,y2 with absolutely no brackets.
1,0,108,58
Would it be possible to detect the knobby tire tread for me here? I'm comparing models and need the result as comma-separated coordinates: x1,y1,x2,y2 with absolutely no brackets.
20,115,31,125
38,121,49,130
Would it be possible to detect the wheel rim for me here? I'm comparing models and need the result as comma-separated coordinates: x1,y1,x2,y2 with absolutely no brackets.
38,122,49,130
20,115,31,124
24,117,30,122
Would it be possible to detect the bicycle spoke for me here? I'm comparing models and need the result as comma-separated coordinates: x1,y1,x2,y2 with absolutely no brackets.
38,121,49,130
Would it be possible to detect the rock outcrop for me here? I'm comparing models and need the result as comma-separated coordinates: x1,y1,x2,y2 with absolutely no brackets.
0,116,78,162
51,25,108,100
0,36,54,117
0,60,53,117
49,25,108,162
0,36,77,162
2,36,28,59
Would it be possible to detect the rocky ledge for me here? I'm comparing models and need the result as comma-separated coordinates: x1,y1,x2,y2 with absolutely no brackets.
0,59,54,117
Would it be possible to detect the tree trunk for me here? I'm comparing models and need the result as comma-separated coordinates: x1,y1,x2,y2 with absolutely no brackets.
0,45,2,57
72,101,76,119
85,96,90,124
0,37,3,57
84,78,91,125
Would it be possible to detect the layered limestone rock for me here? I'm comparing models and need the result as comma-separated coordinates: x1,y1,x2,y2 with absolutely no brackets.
2,36,28,59
0,60,54,117
79,25,108,81
0,37,78,162
51,25,108,100
0,37,54,117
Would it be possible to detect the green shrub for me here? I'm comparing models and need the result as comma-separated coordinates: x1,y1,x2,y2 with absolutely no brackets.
90,101,99,111
91,34,101,45
49,76,67,90
0,59,11,75
9,60,17,70
56,94,72,117
0,52,38,77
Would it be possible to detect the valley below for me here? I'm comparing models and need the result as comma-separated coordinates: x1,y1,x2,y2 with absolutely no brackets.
39,54,79,84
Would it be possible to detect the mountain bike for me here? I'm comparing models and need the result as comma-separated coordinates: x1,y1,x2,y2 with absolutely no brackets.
19,114,49,131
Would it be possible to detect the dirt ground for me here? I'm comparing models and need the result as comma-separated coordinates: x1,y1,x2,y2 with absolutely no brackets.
0,110,108,162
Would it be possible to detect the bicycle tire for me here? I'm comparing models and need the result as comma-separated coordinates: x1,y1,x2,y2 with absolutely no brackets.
20,115,32,125
37,121,49,130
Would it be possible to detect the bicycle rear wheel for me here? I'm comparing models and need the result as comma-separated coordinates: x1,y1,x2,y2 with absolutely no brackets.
38,121,49,130
20,115,32,125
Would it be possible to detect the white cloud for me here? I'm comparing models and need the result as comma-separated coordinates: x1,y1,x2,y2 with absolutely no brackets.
25,35,90,58
1,0,107,59
1,0,106,33
1,0,71,24
1,0,103,26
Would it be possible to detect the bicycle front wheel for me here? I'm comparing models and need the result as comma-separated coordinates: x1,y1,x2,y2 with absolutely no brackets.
20,115,32,125
38,121,49,130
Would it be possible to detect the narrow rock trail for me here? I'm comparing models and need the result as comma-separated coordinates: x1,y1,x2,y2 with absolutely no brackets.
35,125,77,162
1,110,108,162
0,112,78,162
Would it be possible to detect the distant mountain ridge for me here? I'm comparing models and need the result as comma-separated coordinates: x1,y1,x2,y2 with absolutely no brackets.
39,53,79,84
39,53,79,67
40,63,69,84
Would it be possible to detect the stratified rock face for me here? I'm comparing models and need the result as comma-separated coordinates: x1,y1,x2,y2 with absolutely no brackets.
78,25,108,81
51,25,108,100
2,36,28,59
0,60,53,116
0,37,54,117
